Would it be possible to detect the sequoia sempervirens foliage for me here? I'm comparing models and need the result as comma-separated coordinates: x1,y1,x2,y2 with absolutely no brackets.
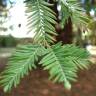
0,0,91,92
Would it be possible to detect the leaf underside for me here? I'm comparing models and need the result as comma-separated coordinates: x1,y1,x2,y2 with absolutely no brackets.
26,0,57,46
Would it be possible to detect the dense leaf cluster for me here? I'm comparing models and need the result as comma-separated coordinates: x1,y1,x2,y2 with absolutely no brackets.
0,0,91,92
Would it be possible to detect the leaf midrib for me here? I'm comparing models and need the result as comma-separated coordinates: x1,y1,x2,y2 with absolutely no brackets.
5,47,40,88
50,48,67,83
